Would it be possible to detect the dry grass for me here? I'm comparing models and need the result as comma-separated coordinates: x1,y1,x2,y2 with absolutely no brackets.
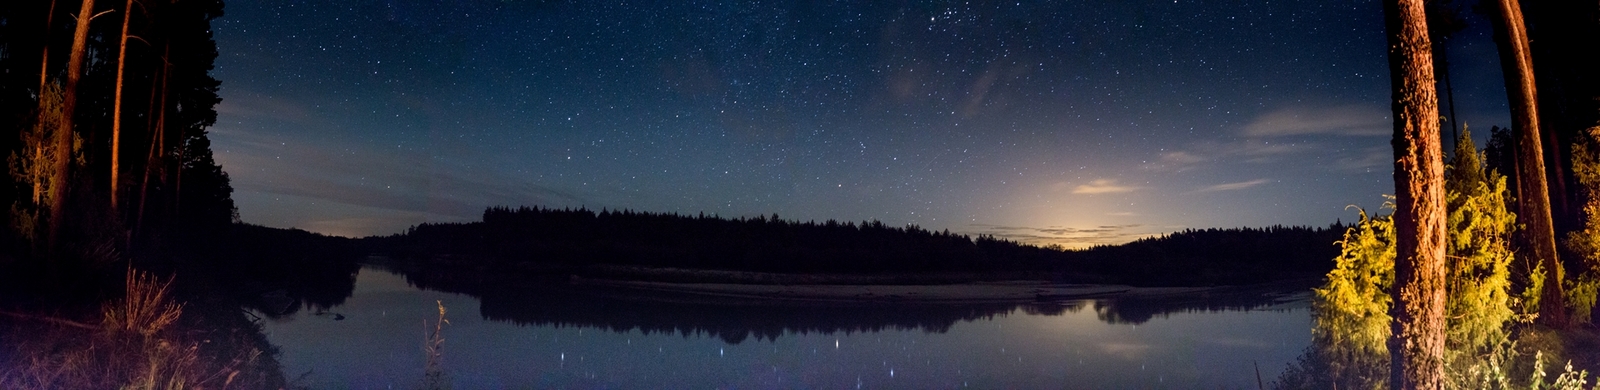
420,300,450,390
0,269,274,389
103,268,184,337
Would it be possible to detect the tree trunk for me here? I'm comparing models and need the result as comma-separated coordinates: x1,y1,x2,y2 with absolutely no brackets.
38,0,58,93
137,46,170,240
1491,0,1567,327
1441,47,1459,145
47,0,98,251
1384,0,1448,388
111,0,134,214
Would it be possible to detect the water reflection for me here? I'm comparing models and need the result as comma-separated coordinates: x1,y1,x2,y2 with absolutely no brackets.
1087,285,1313,325
261,265,1313,389
375,262,1311,341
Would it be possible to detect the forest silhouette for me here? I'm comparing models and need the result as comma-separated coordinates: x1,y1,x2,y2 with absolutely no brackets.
370,205,1346,287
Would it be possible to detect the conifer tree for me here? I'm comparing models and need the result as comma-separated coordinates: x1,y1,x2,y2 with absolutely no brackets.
1489,0,1567,327
46,0,98,251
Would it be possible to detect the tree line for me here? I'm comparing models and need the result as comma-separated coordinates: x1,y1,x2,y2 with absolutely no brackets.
371,205,1346,287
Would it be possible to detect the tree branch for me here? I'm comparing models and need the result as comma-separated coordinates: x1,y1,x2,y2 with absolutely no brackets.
0,310,99,330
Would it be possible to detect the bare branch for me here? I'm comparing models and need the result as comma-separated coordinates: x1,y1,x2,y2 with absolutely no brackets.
0,310,98,330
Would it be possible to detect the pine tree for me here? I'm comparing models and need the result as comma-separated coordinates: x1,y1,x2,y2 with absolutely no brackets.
1383,0,1448,386
1488,0,1567,327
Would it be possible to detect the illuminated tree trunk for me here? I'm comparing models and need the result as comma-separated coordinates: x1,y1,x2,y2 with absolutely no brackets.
38,0,57,93
1383,0,1447,388
47,0,98,250
1490,0,1567,327
111,0,134,214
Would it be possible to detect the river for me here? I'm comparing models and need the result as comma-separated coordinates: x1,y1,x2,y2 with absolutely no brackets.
259,265,1312,389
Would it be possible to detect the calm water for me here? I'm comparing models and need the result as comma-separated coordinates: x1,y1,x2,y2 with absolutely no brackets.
260,266,1312,389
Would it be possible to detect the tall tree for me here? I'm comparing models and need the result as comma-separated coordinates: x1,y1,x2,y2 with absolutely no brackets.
1489,0,1566,327
1383,0,1448,388
47,0,98,250
38,0,59,94
111,0,135,214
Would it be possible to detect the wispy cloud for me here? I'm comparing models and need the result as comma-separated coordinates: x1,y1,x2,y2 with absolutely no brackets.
213,126,588,236
1242,105,1390,137
1160,151,1206,165
1199,179,1270,192
1141,151,1208,172
214,90,316,124
1072,179,1140,194
969,224,1158,248
1334,146,1393,172
1144,140,1310,172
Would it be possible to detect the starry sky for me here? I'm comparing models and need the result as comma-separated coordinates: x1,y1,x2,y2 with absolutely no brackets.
209,0,1511,247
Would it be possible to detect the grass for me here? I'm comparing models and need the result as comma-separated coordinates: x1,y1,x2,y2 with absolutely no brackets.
420,300,450,390
0,269,279,389
103,268,184,337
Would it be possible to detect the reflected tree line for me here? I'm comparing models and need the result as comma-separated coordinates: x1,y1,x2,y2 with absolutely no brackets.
372,262,1308,345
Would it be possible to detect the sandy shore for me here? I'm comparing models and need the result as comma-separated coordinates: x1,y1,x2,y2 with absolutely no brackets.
570,278,1223,303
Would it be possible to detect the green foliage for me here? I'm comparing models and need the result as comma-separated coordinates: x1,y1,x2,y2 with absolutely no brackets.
1568,278,1599,326
1309,206,1395,389
1451,341,1595,390
1286,130,1563,389
1562,127,1600,325
8,85,61,243
1443,130,1518,355
7,83,82,244
1525,263,1548,319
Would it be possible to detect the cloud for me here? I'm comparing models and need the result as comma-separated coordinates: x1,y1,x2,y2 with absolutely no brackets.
1144,140,1309,172
214,90,316,124
1199,179,1270,192
1072,179,1140,194
1334,146,1393,172
1161,151,1206,165
1242,105,1390,137
1150,104,1387,173
967,224,1159,249
1141,151,1207,172
213,126,588,236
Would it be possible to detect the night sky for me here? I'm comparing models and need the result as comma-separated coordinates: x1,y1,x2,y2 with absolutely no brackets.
209,0,1511,247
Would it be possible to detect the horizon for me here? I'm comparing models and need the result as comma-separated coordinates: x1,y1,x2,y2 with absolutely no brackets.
351,203,1349,249
209,0,1512,247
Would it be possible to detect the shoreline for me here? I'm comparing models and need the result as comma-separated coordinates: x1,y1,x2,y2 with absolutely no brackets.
570,277,1313,304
